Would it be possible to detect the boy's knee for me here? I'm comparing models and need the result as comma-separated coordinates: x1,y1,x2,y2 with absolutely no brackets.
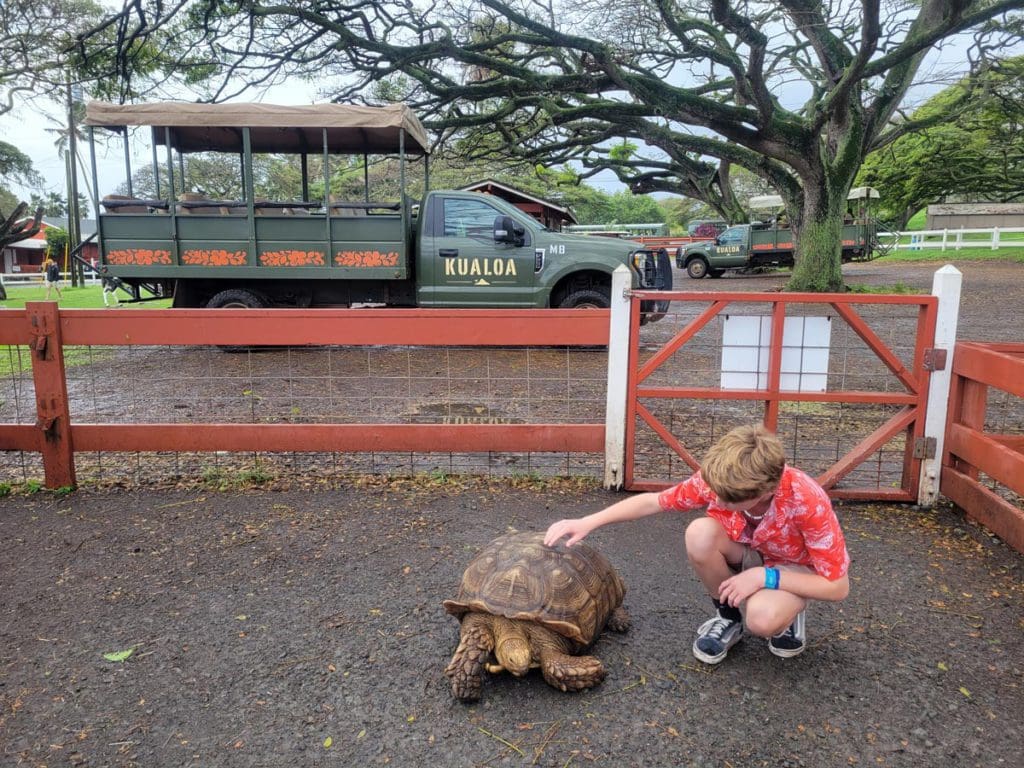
684,517,724,562
744,598,799,637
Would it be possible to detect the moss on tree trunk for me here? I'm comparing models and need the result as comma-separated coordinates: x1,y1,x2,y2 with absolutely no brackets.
787,212,845,292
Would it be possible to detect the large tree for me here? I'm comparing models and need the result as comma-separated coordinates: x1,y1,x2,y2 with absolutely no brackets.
857,56,1024,228
89,0,1023,289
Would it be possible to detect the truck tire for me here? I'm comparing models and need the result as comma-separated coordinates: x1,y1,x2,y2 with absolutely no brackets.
205,289,269,352
558,287,611,309
206,288,269,309
686,258,710,279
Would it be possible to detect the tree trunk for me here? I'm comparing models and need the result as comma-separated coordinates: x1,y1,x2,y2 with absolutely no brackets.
787,189,846,292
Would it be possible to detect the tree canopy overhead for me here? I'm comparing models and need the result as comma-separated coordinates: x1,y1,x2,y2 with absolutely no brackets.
89,0,1024,289
857,55,1024,227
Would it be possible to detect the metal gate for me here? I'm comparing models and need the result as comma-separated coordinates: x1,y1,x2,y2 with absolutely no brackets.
624,290,939,500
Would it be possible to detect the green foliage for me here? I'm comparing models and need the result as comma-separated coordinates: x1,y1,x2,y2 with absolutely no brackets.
845,282,918,294
0,482,10,497
45,227,69,256
0,187,20,215
30,192,90,220
608,142,637,163
858,57,1024,228
0,141,41,186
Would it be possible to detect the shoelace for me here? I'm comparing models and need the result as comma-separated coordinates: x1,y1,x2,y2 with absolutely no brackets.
705,616,735,639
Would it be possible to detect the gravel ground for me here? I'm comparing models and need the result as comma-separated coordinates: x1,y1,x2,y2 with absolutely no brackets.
2,258,1023,767
1,479,1022,768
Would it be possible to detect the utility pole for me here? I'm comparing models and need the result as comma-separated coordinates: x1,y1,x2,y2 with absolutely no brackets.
65,76,83,286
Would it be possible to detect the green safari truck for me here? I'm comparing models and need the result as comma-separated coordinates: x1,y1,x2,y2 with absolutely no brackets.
676,221,876,279
84,102,671,320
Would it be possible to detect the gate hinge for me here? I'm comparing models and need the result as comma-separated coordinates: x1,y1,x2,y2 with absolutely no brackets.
923,348,947,371
913,436,937,459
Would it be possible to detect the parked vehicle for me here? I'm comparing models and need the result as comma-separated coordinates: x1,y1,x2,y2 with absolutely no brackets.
686,219,727,237
676,191,879,279
84,102,671,320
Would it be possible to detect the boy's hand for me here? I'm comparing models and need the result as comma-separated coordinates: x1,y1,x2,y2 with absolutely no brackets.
717,567,767,607
544,519,590,548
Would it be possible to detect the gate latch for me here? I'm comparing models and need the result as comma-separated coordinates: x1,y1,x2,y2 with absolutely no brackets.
923,348,947,371
913,436,937,459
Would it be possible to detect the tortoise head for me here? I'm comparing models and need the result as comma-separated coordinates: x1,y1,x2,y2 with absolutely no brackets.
494,635,531,677
492,617,531,676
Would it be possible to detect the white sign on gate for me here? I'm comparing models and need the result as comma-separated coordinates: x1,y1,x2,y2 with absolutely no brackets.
720,315,832,392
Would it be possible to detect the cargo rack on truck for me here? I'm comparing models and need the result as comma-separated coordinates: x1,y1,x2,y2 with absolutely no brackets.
84,101,431,305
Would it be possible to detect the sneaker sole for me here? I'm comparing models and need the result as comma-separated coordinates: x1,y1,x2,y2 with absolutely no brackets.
693,640,737,665
768,642,806,659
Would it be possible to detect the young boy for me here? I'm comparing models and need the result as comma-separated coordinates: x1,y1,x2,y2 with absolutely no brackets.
544,424,849,665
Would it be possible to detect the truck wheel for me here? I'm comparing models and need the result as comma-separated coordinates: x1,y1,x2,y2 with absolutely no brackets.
206,289,269,352
686,258,709,279
206,289,269,309
559,287,611,309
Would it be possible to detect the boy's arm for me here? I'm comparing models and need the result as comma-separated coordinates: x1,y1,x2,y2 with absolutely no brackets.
718,568,850,607
544,492,665,547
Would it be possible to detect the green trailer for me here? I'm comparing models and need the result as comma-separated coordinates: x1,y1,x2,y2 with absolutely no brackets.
85,102,671,318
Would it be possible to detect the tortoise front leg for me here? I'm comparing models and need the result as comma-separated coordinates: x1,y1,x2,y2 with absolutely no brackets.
538,650,607,692
445,613,495,701
527,625,607,693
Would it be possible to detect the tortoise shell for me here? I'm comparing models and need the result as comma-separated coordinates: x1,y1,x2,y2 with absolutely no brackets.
443,531,626,646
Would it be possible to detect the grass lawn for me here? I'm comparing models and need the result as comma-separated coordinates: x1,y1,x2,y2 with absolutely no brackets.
883,208,1024,262
0,282,172,309
1,283,170,376
874,245,1024,264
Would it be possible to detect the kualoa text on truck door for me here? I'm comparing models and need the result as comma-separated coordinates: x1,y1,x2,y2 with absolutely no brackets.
84,102,671,321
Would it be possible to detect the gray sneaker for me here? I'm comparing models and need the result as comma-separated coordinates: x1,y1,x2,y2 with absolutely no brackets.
768,610,807,658
692,611,744,665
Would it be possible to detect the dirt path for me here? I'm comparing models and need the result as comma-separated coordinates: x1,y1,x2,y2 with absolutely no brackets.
1,481,1022,767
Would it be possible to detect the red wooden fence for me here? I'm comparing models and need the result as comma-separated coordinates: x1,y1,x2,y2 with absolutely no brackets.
941,341,1024,552
0,302,608,488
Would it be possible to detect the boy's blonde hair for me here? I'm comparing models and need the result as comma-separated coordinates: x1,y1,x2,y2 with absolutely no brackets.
701,424,785,503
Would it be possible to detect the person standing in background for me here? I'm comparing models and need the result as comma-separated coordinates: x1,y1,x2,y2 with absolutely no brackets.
42,256,62,300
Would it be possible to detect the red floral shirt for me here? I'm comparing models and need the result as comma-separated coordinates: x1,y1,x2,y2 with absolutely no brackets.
657,466,850,579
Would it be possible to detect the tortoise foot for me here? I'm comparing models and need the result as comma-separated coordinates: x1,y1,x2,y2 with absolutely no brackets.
540,652,607,693
445,617,494,701
606,606,631,633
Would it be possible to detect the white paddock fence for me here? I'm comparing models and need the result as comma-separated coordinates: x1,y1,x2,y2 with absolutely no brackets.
879,226,1024,251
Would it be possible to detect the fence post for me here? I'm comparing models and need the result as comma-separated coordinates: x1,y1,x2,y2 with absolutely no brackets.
604,265,632,490
918,265,962,506
992,226,1000,250
26,301,76,488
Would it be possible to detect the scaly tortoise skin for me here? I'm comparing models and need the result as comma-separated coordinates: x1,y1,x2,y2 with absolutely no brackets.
443,531,630,701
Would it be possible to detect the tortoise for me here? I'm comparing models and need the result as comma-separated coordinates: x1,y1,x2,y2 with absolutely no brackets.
443,531,630,701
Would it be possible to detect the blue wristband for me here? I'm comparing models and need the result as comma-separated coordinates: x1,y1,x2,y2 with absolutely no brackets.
765,567,780,590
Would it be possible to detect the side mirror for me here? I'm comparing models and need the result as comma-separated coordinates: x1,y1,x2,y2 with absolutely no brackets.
494,215,525,245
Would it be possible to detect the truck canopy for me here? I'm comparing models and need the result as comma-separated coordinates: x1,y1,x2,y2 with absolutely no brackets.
748,187,881,210
84,101,431,156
